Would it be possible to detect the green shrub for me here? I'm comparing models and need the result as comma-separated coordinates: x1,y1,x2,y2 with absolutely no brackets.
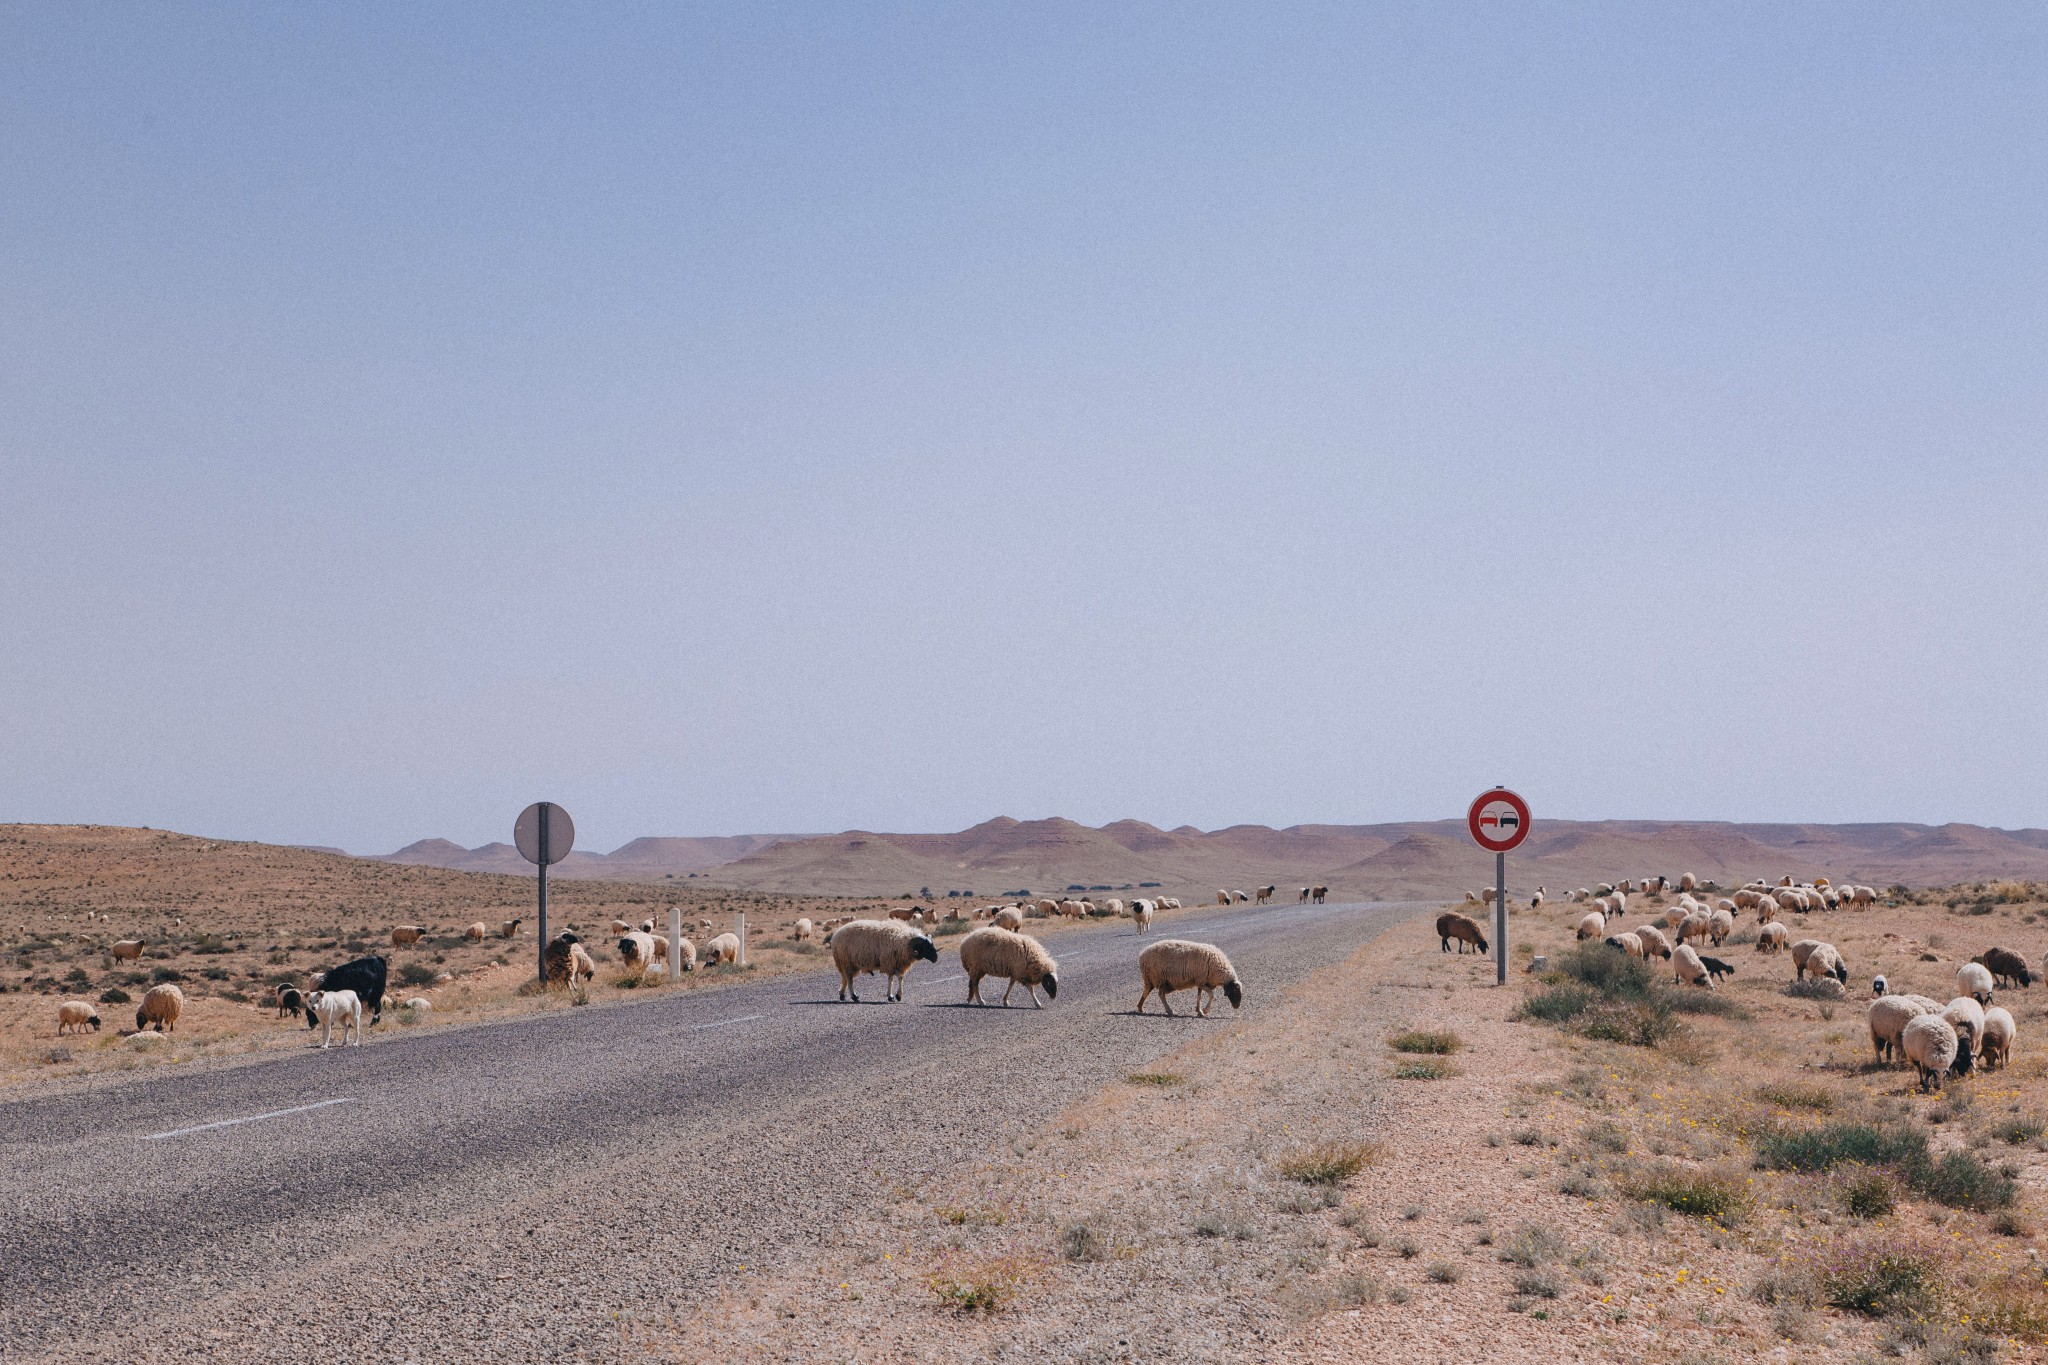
98,987,131,1004
1755,1082,1836,1111
1992,1116,2044,1145
1577,1000,1682,1047
1754,1123,1925,1173
1516,983,1594,1023
1624,1166,1747,1221
1812,1239,1947,1318
1837,1167,1899,1219
1394,1059,1457,1080
150,967,183,983
1902,1149,2016,1212
1387,1029,1462,1054
398,963,439,987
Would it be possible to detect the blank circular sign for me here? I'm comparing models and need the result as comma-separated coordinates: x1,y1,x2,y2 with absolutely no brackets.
514,802,575,866
1467,788,1531,853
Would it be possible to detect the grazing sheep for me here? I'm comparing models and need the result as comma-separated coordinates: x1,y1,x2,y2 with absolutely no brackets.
1672,944,1714,989
390,926,425,947
1868,994,1935,1064
994,906,1024,932
1974,947,2034,990
136,983,184,1033
57,1000,101,1035
704,932,741,967
1135,940,1243,1017
1755,923,1788,953
1981,1006,2016,1070
498,919,522,939
401,997,432,1014
1576,911,1605,941
1231,890,1250,904
1679,873,1698,892
1675,913,1711,947
109,940,144,962
304,989,362,1048
794,918,815,942
1217,890,1231,907
464,921,487,941
1902,1013,1960,1092
1941,996,1986,1073
1435,912,1489,956
1529,888,1545,910
1957,961,1995,1006
316,956,388,1024
1754,895,1781,923
639,918,658,934
1604,932,1645,959
543,933,594,988
273,984,304,1018
1790,940,1848,984
958,926,1059,1007
1256,885,1276,904
1852,885,1878,906
830,919,938,1003
1733,889,1761,911
1132,899,1155,934
1633,925,1673,959
1697,954,1736,984
1059,899,1087,919
1705,909,1735,946
1662,904,1687,929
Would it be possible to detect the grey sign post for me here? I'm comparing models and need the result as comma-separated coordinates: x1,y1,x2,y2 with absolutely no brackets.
1466,788,1531,986
515,802,576,985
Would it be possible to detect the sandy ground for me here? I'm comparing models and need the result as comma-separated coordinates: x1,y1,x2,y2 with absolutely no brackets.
636,886,2048,1363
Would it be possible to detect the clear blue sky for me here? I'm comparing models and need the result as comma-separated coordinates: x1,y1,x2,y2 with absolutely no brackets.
5,5,2046,853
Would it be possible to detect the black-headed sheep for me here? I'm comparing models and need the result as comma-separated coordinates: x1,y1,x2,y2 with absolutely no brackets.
57,1000,101,1035
1981,1006,2016,1070
830,920,937,1003
1975,947,2033,989
1135,940,1243,1017
1957,962,1995,1005
136,983,184,1033
958,926,1058,1007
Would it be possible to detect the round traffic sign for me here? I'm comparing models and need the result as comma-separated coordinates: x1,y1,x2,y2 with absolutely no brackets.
514,802,575,866
1467,788,1531,853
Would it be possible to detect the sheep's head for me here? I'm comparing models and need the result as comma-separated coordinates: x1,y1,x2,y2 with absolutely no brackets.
86,1012,101,1031
911,935,939,964
1222,980,1244,1009
1831,961,1849,984
1040,974,1058,1000
134,1007,148,1031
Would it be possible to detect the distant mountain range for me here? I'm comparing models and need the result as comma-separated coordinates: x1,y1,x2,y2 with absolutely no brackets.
362,817,2048,900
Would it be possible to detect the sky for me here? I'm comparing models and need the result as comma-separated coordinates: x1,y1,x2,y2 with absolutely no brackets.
4,4,2047,854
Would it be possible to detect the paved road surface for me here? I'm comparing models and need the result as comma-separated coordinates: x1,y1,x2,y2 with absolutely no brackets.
0,898,1419,1361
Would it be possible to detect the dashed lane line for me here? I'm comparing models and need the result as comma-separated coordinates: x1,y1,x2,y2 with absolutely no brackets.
141,1097,354,1142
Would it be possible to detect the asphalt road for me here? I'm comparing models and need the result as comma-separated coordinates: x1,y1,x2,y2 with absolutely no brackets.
0,898,1419,1362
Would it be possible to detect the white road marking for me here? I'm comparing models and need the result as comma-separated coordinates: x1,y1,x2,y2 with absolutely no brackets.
928,974,964,987
141,1097,354,1141
692,1013,762,1032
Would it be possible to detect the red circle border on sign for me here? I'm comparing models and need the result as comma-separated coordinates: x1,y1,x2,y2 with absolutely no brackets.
1467,788,1531,853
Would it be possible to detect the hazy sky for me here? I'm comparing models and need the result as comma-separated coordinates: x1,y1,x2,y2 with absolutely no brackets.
5,5,2047,854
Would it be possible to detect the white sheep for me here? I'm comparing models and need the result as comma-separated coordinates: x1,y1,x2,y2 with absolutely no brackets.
1103,899,1124,916
1604,932,1644,959
1867,995,1934,1064
830,919,938,1003
703,932,741,967
1679,872,1698,892
464,921,487,941
1675,913,1711,947
1672,943,1714,989
1901,1013,1960,1092
958,926,1059,1007
1755,895,1781,923
306,989,362,1047
1941,996,1986,1073
1633,924,1673,960
1790,940,1847,984
402,997,432,1015
57,1000,101,1035
1981,1006,2016,1070
1135,939,1243,1017
109,939,144,962
1957,961,1995,1006
794,918,815,942
1755,922,1787,953
617,930,665,977
135,983,183,1033
1575,912,1604,941
993,906,1024,932
1132,899,1155,934
1662,904,1688,930
1706,908,1735,946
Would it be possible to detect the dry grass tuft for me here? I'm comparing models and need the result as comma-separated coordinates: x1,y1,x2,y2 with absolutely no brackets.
1277,1139,1383,1186
1386,1028,1462,1054
1393,1058,1457,1080
922,1252,1044,1314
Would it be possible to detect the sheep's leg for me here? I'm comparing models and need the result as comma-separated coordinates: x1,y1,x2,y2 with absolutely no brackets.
1027,983,1040,1009
999,978,1014,1007
967,972,982,1005
1159,988,1176,1017
1135,985,1152,1014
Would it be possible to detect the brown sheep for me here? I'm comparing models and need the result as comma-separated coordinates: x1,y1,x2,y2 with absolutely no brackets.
390,925,425,947
1435,912,1489,956
135,983,184,1033
1975,947,2035,990
109,940,144,962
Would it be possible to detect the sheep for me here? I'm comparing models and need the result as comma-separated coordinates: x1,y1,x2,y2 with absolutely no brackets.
1755,895,1781,924
1755,922,1787,953
1697,954,1737,983
401,997,432,1014
1957,961,1995,1006
609,918,631,934
498,918,522,939
697,918,713,935
1679,872,1698,892
57,1000,101,1035
390,925,425,947
1981,1006,2016,1070
1529,888,1545,910
617,930,662,976
543,933,594,988
136,983,184,1033
993,906,1024,932
316,956,388,1023
1706,908,1735,946
1435,912,1489,956
1217,890,1231,907
1604,932,1645,959
1132,899,1155,935
1633,925,1673,959
1135,939,1243,1017
1672,944,1714,989
830,919,938,1003
1733,889,1761,911
1256,885,1276,904
1576,911,1605,941
958,926,1059,1007
1872,974,1888,997
1662,904,1688,930
1902,1013,1960,1092
1231,890,1250,904
109,940,144,962
1299,887,1312,903
1790,940,1848,984
273,983,304,1017
1059,899,1087,919
464,921,487,941
304,989,363,1048
1868,994,1936,1064
1974,947,2034,990
704,932,741,967
1675,913,1712,947
794,918,815,942
640,918,658,934
1851,885,1878,907
1941,996,1986,1073
1311,885,1328,904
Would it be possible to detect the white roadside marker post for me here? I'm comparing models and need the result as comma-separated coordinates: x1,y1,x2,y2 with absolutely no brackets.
737,911,747,966
669,906,683,986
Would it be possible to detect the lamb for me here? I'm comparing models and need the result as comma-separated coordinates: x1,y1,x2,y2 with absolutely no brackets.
704,932,741,967
1941,996,1986,1073
1672,944,1714,989
1868,994,1936,1064
273,983,305,1017
316,956,389,1024
1901,1013,1959,1091
1974,947,2035,990
1604,932,1645,959
794,918,815,942
1435,912,1489,956
1697,955,1736,984
1135,939,1243,1017
464,921,488,941
390,925,425,947
57,1000,101,1035
993,906,1024,932
958,926,1059,1007
304,988,363,1048
830,919,938,1003
1706,908,1735,946
1632,925,1673,959
1957,961,1996,1005
1576,911,1605,941
1790,940,1848,984
1755,922,1787,953
1981,1006,2016,1070
135,983,184,1033
1132,899,1155,934
109,939,144,962
498,918,523,939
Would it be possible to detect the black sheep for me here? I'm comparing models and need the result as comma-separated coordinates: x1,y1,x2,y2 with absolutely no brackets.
308,955,389,1026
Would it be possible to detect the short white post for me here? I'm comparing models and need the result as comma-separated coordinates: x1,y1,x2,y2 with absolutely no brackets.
668,907,682,986
736,911,747,966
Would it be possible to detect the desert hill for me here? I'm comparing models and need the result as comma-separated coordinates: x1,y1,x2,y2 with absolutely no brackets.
370,833,810,880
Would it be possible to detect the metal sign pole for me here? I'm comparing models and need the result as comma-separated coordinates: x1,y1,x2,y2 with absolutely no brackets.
537,803,550,985
1495,850,1507,986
